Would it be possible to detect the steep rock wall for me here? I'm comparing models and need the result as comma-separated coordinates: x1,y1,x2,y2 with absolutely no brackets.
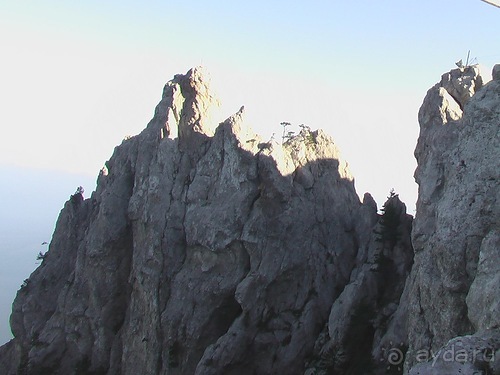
405,64,500,373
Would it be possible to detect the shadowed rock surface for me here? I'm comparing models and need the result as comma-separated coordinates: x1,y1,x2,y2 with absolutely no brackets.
305,193,414,374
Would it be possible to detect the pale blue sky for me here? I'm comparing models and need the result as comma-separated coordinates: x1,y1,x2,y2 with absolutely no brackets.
0,0,498,344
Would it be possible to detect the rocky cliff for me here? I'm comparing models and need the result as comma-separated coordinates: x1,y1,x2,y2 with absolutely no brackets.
404,64,500,374
0,65,498,375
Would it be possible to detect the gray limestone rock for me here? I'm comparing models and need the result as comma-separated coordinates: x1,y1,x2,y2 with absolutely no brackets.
1,62,498,375
493,64,500,81
405,65,500,371
0,67,376,375
466,230,500,331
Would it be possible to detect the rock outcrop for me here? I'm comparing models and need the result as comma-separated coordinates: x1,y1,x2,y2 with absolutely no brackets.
0,67,413,375
0,64,498,375
402,64,500,373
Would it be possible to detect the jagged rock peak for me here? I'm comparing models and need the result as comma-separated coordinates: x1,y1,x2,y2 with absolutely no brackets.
417,65,484,131
0,67,373,375
138,67,355,182
439,64,484,109
150,66,220,143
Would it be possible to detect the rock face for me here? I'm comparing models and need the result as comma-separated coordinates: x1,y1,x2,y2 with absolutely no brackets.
0,64,498,375
403,64,500,373
0,67,410,375
305,193,414,374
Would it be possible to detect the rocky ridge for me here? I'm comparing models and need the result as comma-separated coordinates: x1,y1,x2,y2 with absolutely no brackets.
0,67,410,374
0,64,498,375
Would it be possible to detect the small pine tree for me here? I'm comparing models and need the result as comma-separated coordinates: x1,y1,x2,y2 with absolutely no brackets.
70,186,85,205
375,189,401,249
280,122,291,144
